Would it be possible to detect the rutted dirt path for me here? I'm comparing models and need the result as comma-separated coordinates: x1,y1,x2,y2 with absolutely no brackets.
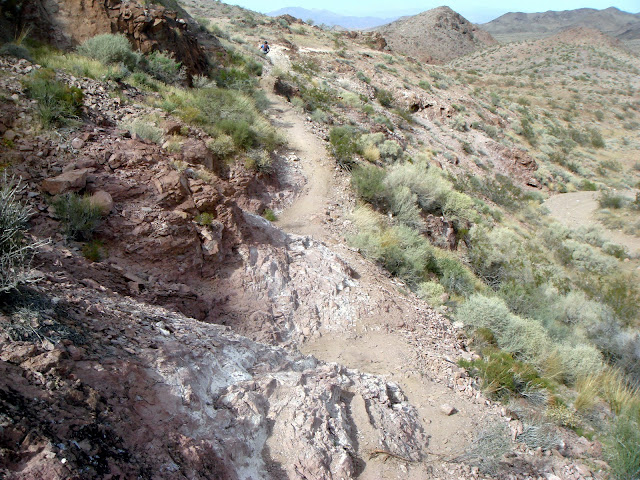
544,191,640,256
260,46,501,478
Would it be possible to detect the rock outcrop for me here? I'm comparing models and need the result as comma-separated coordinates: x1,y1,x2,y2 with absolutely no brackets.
0,285,425,479
19,0,212,76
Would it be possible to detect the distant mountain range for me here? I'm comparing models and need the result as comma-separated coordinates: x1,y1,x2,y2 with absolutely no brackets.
267,7,397,29
481,7,640,43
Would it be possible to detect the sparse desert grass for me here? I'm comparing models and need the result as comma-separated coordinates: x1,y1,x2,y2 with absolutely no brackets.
0,175,45,292
22,69,83,128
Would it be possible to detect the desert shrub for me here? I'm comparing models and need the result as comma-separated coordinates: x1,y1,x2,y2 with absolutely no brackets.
122,119,163,144
599,273,640,326
459,423,511,475
329,125,359,170
384,162,449,213
22,69,83,128
605,411,640,480
206,134,235,158
378,140,403,161
144,50,186,84
467,226,534,288
356,71,370,83
457,294,514,332
434,253,475,296
559,239,616,275
362,145,380,162
557,343,603,383
0,175,43,292
77,33,138,69
418,80,431,91
194,212,214,225
0,43,32,61
417,281,445,305
590,129,605,148
351,165,387,208
602,242,627,259
388,186,423,229
598,190,628,209
357,133,385,152
213,68,255,92
262,208,277,221
310,109,329,123
178,87,280,151
459,349,551,401
82,240,105,262
349,206,431,286
52,193,103,241
517,422,562,450
304,87,334,112
580,179,598,191
375,87,393,107
244,149,272,174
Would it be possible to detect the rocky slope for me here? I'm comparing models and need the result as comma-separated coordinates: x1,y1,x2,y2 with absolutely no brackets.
16,0,215,76
376,6,496,64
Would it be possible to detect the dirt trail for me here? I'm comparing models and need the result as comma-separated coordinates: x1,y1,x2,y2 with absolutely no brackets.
544,191,640,256
260,46,499,478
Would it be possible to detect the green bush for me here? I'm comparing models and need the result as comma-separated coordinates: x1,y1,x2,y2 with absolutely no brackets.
244,149,272,174
206,134,235,158
0,175,43,292
459,348,552,401
77,33,138,69
329,126,359,170
598,190,628,209
378,140,403,161
23,69,83,128
351,165,387,208
417,281,445,305
0,43,32,61
52,193,103,241
605,411,640,480
122,119,163,144
145,50,185,84
375,87,393,107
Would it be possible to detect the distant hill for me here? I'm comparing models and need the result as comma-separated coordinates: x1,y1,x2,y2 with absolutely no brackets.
267,7,396,29
481,7,640,44
376,6,496,64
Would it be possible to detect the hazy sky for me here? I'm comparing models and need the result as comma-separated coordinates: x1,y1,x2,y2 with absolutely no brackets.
225,1,640,23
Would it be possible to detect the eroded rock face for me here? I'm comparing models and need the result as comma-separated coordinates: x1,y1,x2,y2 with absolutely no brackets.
0,285,426,479
20,0,212,77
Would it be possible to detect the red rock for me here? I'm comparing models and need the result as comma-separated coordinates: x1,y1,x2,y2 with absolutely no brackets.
41,169,90,195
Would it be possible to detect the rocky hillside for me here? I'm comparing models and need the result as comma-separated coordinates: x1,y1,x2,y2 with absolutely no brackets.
376,6,497,64
481,7,640,46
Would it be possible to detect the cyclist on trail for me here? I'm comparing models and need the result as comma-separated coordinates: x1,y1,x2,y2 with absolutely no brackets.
259,40,270,54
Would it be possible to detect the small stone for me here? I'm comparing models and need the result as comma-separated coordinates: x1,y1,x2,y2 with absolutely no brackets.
3,130,17,141
90,190,113,216
440,403,457,416
71,137,85,149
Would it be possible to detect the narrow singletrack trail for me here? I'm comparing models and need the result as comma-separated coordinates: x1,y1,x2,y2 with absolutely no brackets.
261,45,335,240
